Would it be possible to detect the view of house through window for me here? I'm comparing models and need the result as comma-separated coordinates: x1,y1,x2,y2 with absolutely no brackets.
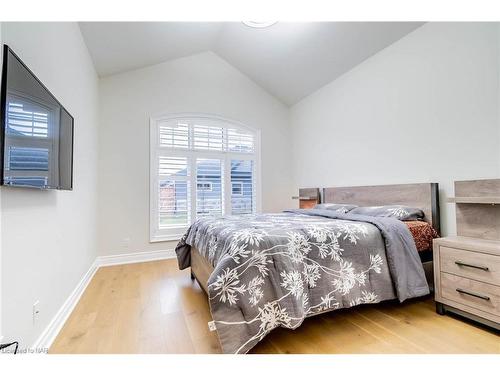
151,115,259,241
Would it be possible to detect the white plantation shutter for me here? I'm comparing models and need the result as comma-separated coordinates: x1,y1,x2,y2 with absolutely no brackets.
196,158,223,218
193,125,224,151
158,180,189,227
227,128,254,153
151,115,260,241
159,122,189,148
158,156,188,177
158,156,190,229
231,159,255,215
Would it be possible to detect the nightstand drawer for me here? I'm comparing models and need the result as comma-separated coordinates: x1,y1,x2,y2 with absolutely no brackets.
440,246,500,286
440,273,500,316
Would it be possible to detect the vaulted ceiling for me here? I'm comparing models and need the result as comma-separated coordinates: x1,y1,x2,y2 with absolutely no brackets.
79,22,423,105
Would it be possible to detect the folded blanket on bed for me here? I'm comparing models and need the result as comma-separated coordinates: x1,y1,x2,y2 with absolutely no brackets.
285,209,430,302
176,209,429,353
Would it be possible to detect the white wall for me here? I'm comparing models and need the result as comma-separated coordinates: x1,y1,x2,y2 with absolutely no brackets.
98,51,292,256
0,23,99,347
1,21,498,347
0,21,3,342
290,23,500,236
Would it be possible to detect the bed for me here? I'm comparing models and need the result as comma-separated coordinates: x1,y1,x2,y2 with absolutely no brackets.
175,182,440,353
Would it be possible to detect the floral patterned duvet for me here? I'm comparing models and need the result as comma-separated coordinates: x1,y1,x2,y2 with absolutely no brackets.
175,209,429,353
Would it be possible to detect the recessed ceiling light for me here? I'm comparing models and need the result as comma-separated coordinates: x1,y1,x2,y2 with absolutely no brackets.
242,21,278,29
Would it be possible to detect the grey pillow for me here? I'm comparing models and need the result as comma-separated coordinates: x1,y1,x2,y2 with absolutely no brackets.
314,203,358,213
350,205,424,221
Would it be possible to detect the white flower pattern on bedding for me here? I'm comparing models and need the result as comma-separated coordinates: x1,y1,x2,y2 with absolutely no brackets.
180,213,392,353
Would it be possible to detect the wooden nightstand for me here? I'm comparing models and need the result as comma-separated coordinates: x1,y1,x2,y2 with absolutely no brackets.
434,178,500,330
293,188,320,209
433,236,500,330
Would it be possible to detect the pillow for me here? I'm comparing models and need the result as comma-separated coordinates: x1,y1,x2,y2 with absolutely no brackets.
314,203,358,213
404,221,439,251
350,205,424,221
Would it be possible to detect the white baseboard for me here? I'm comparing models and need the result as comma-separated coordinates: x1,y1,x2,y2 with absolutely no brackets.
32,248,176,351
95,248,176,267
32,259,99,351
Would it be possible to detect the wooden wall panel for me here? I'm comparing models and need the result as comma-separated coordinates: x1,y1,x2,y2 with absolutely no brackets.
455,179,500,241
455,179,500,197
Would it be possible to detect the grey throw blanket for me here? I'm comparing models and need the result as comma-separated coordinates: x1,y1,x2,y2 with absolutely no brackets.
176,210,429,353
285,209,429,301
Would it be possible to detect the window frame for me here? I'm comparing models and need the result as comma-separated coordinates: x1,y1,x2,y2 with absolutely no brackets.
150,113,261,242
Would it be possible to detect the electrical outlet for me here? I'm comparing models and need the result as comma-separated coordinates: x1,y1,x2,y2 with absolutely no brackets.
33,301,40,325
122,237,131,249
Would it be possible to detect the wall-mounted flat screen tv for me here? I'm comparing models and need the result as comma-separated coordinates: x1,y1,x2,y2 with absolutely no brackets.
0,44,74,190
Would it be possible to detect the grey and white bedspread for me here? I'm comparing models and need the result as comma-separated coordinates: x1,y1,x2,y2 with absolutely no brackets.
175,209,429,353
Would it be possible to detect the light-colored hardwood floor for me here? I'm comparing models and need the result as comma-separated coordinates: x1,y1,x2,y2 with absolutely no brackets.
50,259,500,354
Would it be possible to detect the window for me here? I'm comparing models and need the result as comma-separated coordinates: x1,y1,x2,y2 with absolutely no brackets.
158,157,190,229
197,182,213,191
150,115,260,241
3,93,59,187
231,181,243,196
196,158,222,218
230,160,254,215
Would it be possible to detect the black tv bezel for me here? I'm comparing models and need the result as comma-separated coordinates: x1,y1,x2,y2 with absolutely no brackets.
0,44,74,191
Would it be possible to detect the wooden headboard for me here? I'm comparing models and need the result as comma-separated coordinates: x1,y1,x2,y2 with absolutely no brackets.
323,183,440,234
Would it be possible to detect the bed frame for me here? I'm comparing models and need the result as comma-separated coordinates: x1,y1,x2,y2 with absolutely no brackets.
190,182,440,293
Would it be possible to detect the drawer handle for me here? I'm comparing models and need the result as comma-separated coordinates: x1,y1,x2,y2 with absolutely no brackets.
454,261,489,271
456,288,491,301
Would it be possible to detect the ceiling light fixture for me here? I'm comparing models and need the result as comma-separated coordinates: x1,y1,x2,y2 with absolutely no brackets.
242,21,278,29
